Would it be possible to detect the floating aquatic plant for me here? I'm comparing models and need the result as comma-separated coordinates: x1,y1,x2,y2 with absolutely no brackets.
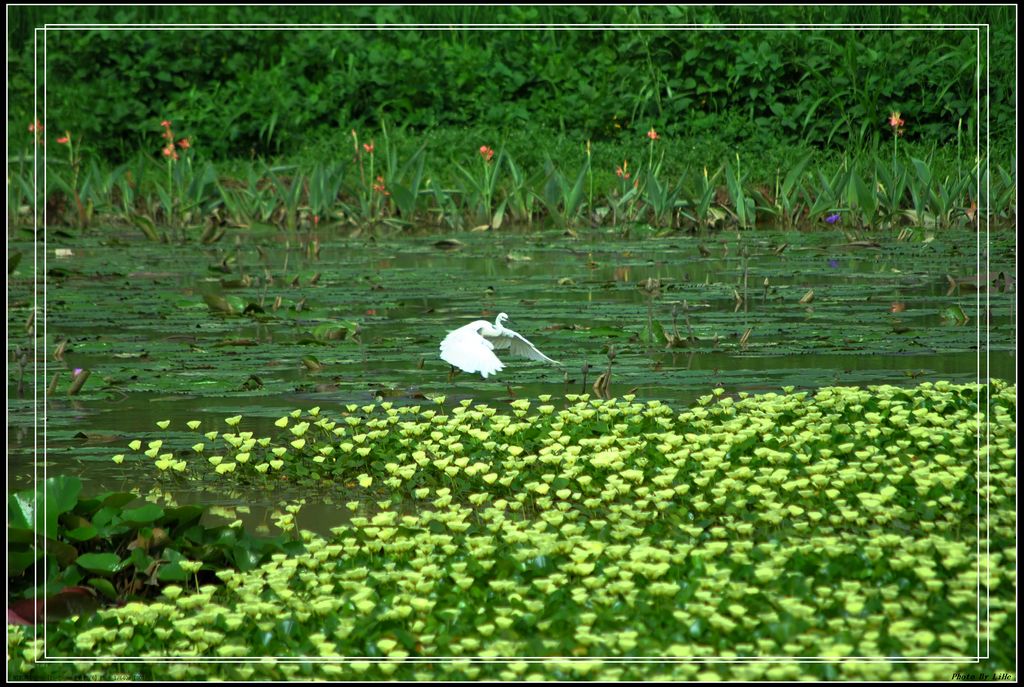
12,382,1015,680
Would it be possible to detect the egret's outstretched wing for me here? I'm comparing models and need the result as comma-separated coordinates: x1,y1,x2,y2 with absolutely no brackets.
440,323,505,378
489,328,560,365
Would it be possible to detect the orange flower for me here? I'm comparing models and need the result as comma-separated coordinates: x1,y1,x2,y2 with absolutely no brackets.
177,138,190,150
615,161,630,179
161,119,172,128
363,142,374,154
372,175,389,196
646,127,660,140
162,144,179,160
479,145,495,162
28,120,43,133
888,112,904,128
56,134,70,144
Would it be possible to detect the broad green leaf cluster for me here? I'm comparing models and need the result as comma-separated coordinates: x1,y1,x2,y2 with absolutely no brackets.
8,475,303,607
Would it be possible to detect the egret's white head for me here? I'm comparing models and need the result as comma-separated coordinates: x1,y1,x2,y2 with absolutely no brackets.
495,312,509,326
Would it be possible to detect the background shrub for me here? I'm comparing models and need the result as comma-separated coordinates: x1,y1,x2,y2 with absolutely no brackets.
8,6,1014,163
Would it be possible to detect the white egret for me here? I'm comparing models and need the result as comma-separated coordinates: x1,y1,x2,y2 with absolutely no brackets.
439,312,559,379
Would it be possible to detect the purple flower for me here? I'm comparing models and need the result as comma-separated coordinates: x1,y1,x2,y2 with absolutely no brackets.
73,368,83,377
828,259,839,268
825,213,841,224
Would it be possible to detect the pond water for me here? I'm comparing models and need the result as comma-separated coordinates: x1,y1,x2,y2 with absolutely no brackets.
7,224,1016,529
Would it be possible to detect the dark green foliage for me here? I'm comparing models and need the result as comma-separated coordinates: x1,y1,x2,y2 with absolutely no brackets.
8,6,1013,161
8,6,1013,229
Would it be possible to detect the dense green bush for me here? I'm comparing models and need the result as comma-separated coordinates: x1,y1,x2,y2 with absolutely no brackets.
8,5,1013,162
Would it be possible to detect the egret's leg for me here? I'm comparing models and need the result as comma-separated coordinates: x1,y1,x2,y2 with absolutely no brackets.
447,365,461,383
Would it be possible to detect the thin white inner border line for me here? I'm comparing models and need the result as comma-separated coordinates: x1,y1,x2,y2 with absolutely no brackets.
39,24,992,29
970,24,978,663
31,20,993,666
32,21,41,662
35,24,994,28
978,20,987,667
